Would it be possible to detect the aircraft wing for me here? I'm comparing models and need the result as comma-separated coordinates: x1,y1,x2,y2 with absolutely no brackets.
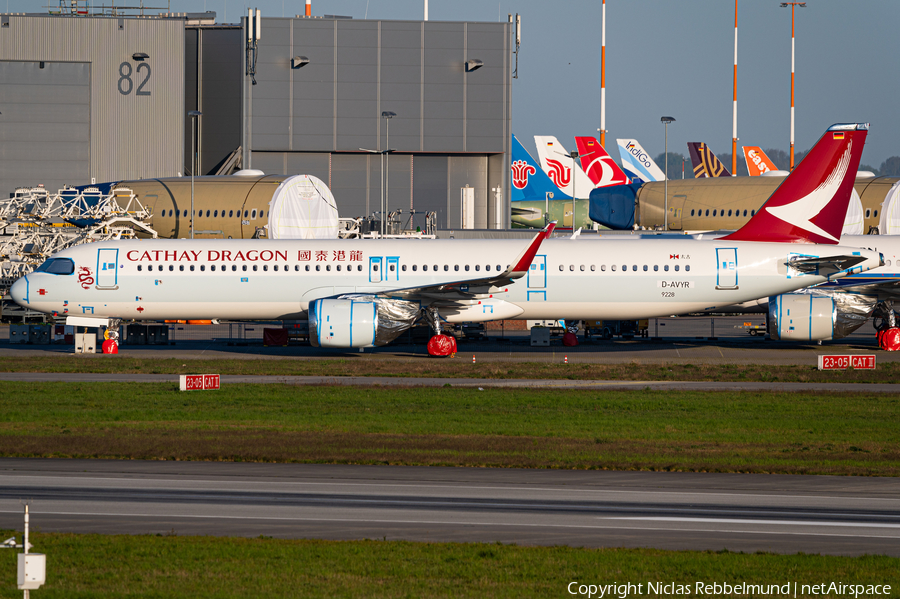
788,254,868,274
377,222,556,301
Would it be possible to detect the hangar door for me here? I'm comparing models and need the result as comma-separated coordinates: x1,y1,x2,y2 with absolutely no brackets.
0,61,91,198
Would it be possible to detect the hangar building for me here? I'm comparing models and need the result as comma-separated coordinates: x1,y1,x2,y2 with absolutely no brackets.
0,8,513,230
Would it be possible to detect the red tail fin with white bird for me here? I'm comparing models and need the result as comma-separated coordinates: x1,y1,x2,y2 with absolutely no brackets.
722,123,867,244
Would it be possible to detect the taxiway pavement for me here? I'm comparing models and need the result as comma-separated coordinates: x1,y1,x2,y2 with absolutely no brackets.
0,459,897,556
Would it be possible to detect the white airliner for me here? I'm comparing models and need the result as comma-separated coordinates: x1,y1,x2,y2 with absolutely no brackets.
10,124,884,349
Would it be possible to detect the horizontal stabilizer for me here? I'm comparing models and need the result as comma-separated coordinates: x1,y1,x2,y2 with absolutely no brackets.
788,254,869,274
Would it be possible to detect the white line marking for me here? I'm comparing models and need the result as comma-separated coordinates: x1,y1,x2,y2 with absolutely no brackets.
604,517,900,529
0,510,897,540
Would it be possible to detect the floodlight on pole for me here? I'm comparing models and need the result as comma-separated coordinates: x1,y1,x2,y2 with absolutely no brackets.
781,2,806,170
661,116,675,230
188,110,202,239
381,111,396,236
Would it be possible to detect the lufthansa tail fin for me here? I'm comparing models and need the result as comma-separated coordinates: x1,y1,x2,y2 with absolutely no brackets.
722,123,868,244
510,135,571,202
688,142,732,178
574,136,629,187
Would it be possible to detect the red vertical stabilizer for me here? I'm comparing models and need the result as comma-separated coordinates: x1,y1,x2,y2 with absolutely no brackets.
722,123,868,244
574,136,629,187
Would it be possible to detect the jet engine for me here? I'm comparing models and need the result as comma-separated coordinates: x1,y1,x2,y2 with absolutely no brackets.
309,295,421,348
768,291,876,341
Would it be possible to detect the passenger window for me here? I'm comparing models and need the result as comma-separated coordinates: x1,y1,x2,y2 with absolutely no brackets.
455,265,459,271
148,265,155,272
263,265,268,271
727,209,732,217
325,265,330,272
179,265,184,271
412,265,417,272
621,265,626,271
190,265,195,272
229,210,234,217
475,265,479,271
242,265,247,271
402,265,407,272
569,265,574,271
643,265,648,271
243,210,249,217
751,210,756,216
253,265,258,271
866,209,871,218
632,265,637,271
743,210,748,217
316,265,321,272
423,265,428,272
200,265,206,272
169,265,174,272
486,265,491,271
465,265,470,271
211,265,216,272
388,264,394,272
273,265,278,272
137,265,142,272
705,209,709,216
214,210,218,218
559,265,564,272
713,210,717,217
654,265,658,272
205,210,210,217
685,265,691,272
611,265,616,271
580,265,585,272
251,209,257,219
601,265,606,271
444,265,449,271
674,265,680,272
305,265,310,272
690,209,695,216
433,265,438,271
875,210,879,218
184,210,188,217
664,265,669,272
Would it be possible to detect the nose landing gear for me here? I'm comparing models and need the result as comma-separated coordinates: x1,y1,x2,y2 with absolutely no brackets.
424,307,456,357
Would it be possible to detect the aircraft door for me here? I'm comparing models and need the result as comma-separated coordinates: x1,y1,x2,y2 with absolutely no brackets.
386,257,399,282
668,195,686,230
527,255,546,289
369,256,383,283
96,248,119,289
563,202,574,228
715,248,738,290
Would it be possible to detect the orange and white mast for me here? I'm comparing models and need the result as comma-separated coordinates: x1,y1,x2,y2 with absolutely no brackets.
731,0,738,176
600,0,606,148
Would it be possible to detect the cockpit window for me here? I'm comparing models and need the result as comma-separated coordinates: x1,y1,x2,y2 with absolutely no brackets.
34,258,75,275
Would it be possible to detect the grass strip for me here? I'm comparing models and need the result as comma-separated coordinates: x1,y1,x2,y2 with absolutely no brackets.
2,356,900,383
0,531,896,598
1,383,897,475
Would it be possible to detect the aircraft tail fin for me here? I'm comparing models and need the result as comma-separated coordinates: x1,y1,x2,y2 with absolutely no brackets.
742,146,781,176
688,142,732,178
722,123,868,244
574,136,629,187
616,138,666,183
510,135,571,202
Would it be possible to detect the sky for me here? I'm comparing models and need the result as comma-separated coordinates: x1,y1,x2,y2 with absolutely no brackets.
16,0,900,169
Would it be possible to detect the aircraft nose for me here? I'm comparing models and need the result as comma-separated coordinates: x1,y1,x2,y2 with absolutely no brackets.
10,276,27,306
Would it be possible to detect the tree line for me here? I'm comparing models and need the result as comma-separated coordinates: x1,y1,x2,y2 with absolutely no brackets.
652,150,900,178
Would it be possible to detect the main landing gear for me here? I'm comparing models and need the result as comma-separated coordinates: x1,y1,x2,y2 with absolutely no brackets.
873,301,900,351
425,306,456,357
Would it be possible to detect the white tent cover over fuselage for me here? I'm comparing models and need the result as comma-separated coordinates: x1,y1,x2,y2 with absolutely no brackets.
268,174,339,239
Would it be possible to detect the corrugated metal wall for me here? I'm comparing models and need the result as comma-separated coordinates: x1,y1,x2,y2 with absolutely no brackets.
242,17,510,228
0,15,184,189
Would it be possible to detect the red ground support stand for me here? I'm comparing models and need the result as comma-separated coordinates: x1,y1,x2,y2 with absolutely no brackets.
101,339,118,354
562,332,579,347
879,328,900,351
427,334,456,357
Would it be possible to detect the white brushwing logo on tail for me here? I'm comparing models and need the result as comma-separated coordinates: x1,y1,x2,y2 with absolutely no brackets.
765,141,852,243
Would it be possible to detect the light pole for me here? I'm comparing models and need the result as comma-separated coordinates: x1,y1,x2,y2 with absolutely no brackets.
381,111,395,236
188,110,202,239
781,2,805,171
661,116,675,230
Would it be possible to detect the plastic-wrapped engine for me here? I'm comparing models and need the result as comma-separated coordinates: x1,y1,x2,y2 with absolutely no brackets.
768,290,876,341
309,295,421,348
